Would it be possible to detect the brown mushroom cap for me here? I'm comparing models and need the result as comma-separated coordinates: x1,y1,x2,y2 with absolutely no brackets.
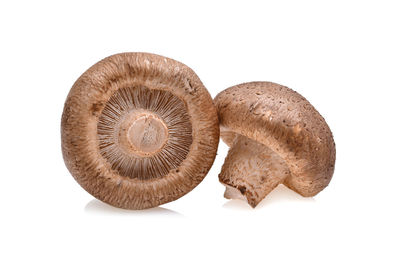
214,82,335,207
61,52,219,209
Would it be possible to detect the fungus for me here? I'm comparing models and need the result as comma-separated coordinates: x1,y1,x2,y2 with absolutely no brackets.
214,82,335,208
61,53,219,209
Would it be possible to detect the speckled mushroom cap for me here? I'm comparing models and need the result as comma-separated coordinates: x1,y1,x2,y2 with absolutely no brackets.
214,81,335,207
61,52,219,210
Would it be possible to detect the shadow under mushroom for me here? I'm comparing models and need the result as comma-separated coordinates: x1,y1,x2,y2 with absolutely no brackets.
84,199,183,216
223,184,316,210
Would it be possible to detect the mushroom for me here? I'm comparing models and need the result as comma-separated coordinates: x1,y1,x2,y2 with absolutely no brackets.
214,82,335,208
61,52,219,209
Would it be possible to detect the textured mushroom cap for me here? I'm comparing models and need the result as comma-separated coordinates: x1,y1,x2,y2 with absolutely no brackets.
61,52,219,209
214,81,335,197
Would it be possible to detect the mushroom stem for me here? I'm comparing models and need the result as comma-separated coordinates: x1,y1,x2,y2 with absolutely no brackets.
219,135,291,208
119,112,169,157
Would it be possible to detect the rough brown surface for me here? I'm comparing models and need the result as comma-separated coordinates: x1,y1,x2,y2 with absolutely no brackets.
61,52,219,210
214,81,336,207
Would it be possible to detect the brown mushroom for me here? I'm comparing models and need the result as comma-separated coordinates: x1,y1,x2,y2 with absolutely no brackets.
214,82,335,208
61,52,219,210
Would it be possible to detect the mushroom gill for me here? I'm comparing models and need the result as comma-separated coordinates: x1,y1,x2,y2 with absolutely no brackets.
97,85,192,180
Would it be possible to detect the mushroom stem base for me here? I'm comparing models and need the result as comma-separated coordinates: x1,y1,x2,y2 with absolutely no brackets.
219,135,291,208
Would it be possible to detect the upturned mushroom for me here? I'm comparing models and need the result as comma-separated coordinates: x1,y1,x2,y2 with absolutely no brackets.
61,52,219,210
214,82,335,208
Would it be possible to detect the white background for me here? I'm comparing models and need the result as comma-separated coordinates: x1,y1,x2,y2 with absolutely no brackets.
1,1,399,265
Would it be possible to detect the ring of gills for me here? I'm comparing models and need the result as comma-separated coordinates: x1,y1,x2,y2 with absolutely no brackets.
97,85,193,180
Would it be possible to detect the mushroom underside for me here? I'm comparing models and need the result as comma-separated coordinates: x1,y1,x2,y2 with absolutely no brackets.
62,52,222,210
219,133,292,208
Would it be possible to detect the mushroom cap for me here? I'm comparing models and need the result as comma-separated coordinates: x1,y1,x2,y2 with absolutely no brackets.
61,52,219,209
214,81,335,196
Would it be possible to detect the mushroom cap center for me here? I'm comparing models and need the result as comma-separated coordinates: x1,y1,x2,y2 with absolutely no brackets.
119,112,169,157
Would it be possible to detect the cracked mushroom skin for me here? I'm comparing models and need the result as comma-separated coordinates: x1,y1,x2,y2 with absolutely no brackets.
214,82,335,208
61,53,219,210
